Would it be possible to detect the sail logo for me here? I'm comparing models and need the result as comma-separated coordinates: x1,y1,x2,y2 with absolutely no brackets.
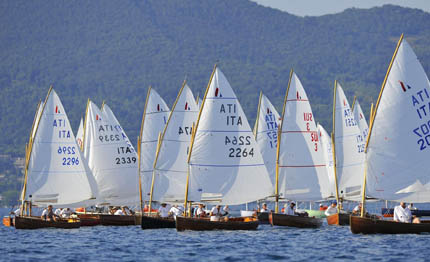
55,106,61,114
399,80,412,92
184,102,190,110
96,114,101,121
215,87,223,97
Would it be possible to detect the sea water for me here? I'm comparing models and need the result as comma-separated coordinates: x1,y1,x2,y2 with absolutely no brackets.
1,205,430,261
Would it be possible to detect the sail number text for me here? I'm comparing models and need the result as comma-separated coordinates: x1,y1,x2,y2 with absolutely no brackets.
225,135,254,157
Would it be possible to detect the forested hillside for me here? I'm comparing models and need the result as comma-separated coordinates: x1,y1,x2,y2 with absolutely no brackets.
1,0,430,157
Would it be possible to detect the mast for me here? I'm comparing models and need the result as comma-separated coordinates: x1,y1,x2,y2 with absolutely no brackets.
351,95,357,112
332,80,341,212
138,87,152,212
148,132,162,215
184,122,196,216
81,99,90,152
185,64,217,209
21,86,52,214
360,34,404,217
275,69,293,213
253,91,263,139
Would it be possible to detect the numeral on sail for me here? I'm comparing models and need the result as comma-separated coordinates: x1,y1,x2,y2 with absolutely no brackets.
178,126,192,135
99,134,120,142
62,157,79,165
115,157,137,165
225,135,251,146
413,121,430,151
57,146,76,155
228,148,254,158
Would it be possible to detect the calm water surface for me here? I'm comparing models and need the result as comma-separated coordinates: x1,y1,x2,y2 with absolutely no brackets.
1,207,430,261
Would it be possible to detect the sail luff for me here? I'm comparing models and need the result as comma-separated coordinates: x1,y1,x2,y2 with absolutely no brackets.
332,81,340,211
253,91,263,139
81,99,90,152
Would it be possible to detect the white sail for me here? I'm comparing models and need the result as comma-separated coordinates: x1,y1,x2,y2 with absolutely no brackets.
277,72,329,201
139,88,170,201
317,124,336,199
76,118,84,151
254,92,280,185
366,37,430,203
83,101,139,205
151,83,198,203
333,82,365,201
188,67,273,205
24,89,97,207
352,100,369,143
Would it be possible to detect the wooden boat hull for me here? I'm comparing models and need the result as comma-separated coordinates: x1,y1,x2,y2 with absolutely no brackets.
141,215,175,230
326,213,350,226
98,214,136,226
350,215,430,234
175,216,259,231
14,216,80,229
3,216,13,227
77,213,100,227
257,212,270,224
269,213,322,228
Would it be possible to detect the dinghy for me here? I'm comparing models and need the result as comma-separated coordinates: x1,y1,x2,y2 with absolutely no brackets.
271,70,329,228
141,80,198,229
11,88,97,229
351,35,430,234
176,65,274,231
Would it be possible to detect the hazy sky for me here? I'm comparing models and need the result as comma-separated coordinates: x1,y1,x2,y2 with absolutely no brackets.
251,0,430,16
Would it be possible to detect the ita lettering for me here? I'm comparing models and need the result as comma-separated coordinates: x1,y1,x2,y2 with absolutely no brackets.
265,112,278,149
410,84,430,151
53,119,71,139
220,104,242,126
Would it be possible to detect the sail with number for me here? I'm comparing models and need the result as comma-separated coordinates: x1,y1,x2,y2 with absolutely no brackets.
139,88,170,201
365,37,430,203
333,82,365,201
254,92,280,185
352,100,369,144
277,71,329,201
151,82,198,203
187,66,273,205
83,101,139,205
317,124,336,199
22,88,97,207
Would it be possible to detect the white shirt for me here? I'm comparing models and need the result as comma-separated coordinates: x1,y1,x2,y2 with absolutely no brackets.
41,209,48,217
114,209,125,216
210,207,222,217
260,208,269,213
196,207,205,216
60,209,72,218
394,205,412,223
325,205,338,216
54,209,62,216
284,206,295,216
159,206,170,218
14,209,20,215
352,205,361,213
169,206,182,217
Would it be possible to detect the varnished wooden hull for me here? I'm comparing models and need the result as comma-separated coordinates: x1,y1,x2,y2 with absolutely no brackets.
175,216,259,231
326,213,350,226
3,216,13,227
350,215,430,234
14,216,80,229
141,215,175,230
269,213,322,228
98,214,136,226
77,214,100,227
257,212,270,224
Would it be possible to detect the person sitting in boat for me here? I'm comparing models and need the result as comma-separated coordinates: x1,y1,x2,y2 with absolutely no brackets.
352,203,366,215
169,205,182,217
223,205,230,217
158,203,170,218
284,202,296,216
324,201,338,217
210,205,223,221
393,202,412,223
41,205,59,221
260,203,269,213
195,204,207,218
114,206,126,216
319,204,328,211
60,208,73,218
408,203,417,210
54,208,63,217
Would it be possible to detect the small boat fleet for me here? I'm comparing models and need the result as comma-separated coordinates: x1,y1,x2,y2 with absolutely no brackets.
4,34,430,234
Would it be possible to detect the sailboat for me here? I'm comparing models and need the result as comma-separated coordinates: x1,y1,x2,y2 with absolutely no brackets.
76,117,84,151
175,66,273,231
269,70,329,228
10,88,97,229
137,87,170,215
81,101,139,226
326,81,365,226
351,98,369,143
351,35,430,234
141,81,198,229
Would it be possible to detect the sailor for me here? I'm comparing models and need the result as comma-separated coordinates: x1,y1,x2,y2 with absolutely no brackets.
41,205,58,221
60,208,73,218
223,205,230,217
169,205,182,217
284,202,296,216
195,204,206,218
408,203,417,210
352,203,364,215
324,201,338,217
54,208,63,217
393,202,412,223
260,203,269,213
158,203,170,218
210,205,223,221
114,206,125,215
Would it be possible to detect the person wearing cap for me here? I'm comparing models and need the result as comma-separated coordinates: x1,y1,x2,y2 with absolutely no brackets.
260,203,269,213
195,204,207,218
158,203,170,218
41,205,59,221
325,201,338,216
284,202,296,216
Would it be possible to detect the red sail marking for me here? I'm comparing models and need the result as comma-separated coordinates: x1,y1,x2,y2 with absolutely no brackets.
399,81,407,92
215,88,219,97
